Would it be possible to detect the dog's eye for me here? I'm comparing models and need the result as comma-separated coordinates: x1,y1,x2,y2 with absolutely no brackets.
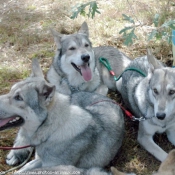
69,47,76,50
14,94,23,101
153,88,158,94
85,44,89,47
169,90,175,95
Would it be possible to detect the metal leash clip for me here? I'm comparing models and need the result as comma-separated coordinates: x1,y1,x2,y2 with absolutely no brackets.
131,116,146,121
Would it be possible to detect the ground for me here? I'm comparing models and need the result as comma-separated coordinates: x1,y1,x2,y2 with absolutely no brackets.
0,0,175,174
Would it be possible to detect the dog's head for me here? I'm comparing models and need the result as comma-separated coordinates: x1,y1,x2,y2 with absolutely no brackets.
0,59,55,133
147,49,175,121
51,22,95,82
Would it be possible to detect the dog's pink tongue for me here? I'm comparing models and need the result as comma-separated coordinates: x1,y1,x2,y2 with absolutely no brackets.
0,118,12,127
81,65,92,81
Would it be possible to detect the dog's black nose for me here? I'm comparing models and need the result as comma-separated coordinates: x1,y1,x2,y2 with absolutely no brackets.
81,54,90,62
156,113,166,120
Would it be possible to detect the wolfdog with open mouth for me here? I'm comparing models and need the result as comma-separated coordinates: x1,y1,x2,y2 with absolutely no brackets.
0,59,124,173
47,22,131,95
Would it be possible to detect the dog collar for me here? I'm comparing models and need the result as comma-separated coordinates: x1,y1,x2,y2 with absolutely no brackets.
61,77,98,93
61,77,83,93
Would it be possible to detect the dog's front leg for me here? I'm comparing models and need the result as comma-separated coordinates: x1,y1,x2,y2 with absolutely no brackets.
6,128,32,166
137,121,168,162
166,127,175,146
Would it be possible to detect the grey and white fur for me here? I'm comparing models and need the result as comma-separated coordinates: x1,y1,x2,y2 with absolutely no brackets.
0,59,124,173
116,49,175,162
47,22,131,96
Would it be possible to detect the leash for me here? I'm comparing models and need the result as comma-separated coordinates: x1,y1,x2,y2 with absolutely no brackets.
0,145,33,174
0,147,34,175
89,100,145,121
0,144,32,150
99,57,146,121
99,57,146,81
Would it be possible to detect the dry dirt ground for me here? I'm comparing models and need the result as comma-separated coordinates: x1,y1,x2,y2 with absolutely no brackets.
0,0,175,174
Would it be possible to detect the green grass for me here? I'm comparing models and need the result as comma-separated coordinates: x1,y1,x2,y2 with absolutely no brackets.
0,67,29,94
0,129,18,171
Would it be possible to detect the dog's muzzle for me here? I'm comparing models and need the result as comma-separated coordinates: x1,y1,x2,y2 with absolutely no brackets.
71,54,92,82
81,54,90,62
156,112,166,120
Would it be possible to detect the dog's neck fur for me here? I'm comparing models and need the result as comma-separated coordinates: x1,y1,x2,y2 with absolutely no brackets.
29,92,70,145
52,50,65,77
30,92,92,147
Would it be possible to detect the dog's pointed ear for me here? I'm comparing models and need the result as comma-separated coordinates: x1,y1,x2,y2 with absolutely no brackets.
147,48,163,70
78,22,89,37
50,28,63,50
40,82,56,106
31,58,44,78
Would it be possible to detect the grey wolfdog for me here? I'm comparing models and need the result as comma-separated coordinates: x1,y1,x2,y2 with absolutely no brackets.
0,59,124,173
116,49,175,162
47,22,131,96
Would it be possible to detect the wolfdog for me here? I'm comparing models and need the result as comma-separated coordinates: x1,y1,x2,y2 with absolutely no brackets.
116,49,175,162
0,59,124,172
47,22,131,95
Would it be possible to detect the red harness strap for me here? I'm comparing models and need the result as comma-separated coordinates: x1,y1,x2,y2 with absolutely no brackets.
88,100,135,120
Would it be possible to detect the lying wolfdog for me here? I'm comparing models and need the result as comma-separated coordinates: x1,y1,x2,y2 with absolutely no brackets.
116,49,175,162
0,59,124,172
47,22,131,95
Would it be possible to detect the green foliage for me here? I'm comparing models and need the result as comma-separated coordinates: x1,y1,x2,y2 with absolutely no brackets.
147,14,175,43
122,14,135,24
120,13,175,46
123,28,137,46
153,14,160,27
70,0,175,46
119,14,137,46
70,1,100,19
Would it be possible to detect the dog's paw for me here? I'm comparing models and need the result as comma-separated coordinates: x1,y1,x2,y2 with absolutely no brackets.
6,148,31,166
